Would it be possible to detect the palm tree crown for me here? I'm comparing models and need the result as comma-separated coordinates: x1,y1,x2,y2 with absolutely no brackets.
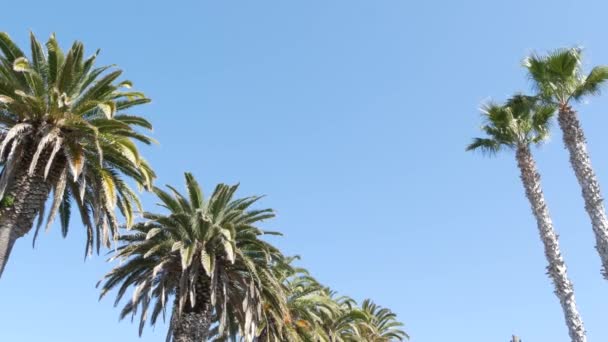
524,48,608,105
0,32,155,254
100,172,284,341
356,299,408,342
261,259,342,341
466,95,555,153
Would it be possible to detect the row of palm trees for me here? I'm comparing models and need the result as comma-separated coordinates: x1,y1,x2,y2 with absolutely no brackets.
99,175,408,341
469,48,608,342
0,32,407,341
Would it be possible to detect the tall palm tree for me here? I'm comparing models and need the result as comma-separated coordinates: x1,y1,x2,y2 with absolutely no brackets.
467,95,586,342
0,32,155,277
100,173,283,342
524,48,608,278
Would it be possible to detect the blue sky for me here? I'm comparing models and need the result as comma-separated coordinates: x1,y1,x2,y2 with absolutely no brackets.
2,0,608,341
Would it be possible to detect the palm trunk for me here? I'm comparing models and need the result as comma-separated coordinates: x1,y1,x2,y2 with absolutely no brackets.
0,148,53,277
516,146,586,342
558,105,608,278
172,278,213,342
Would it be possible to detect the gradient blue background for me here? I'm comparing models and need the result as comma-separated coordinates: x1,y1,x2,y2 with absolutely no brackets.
2,1,608,341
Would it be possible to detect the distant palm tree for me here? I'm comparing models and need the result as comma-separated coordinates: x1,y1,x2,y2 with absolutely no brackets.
467,95,586,342
0,32,154,277
355,299,408,341
100,173,282,342
256,258,341,341
322,293,367,342
322,295,407,342
256,257,408,342
524,48,608,278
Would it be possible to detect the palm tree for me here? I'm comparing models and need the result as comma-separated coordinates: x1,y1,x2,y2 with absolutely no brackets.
322,294,366,342
354,299,408,341
467,95,586,342
524,48,608,278
99,172,283,342
0,32,155,277
256,259,341,342
322,296,407,342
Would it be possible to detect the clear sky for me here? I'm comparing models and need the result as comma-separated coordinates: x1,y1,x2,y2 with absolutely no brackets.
2,0,608,341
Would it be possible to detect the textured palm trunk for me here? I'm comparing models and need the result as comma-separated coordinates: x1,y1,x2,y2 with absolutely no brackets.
0,147,54,278
558,105,608,278
172,278,213,342
516,146,586,342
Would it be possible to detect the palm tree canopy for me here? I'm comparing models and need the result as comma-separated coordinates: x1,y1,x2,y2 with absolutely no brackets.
524,47,608,104
357,299,408,341
99,172,283,341
466,95,555,154
0,32,155,254
269,260,342,341
321,292,370,342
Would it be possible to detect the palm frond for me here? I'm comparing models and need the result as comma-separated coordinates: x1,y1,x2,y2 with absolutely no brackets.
573,65,608,100
466,138,501,155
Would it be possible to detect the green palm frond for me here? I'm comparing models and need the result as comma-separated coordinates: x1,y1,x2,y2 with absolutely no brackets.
466,138,502,155
573,65,608,100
